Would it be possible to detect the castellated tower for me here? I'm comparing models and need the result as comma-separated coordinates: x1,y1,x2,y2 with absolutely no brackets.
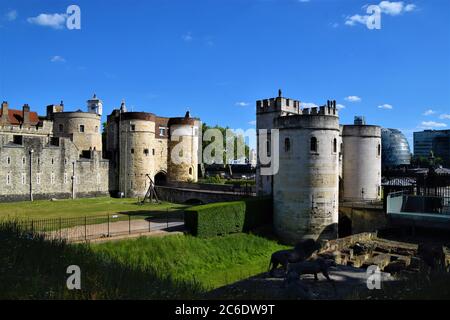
341,118,382,201
106,106,200,198
256,90,301,196
272,102,340,243
87,94,103,116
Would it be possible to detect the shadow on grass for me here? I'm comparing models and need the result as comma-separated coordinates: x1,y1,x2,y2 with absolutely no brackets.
0,222,203,300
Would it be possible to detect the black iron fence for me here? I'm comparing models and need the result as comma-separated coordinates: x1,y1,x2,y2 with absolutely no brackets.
0,211,185,242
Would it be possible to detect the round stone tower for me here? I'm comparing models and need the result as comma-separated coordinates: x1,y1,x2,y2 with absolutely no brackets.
118,112,157,198
167,112,199,182
53,111,102,152
273,103,340,244
342,121,382,201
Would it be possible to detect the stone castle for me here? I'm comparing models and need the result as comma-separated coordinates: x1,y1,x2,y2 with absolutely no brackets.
0,95,200,201
256,91,382,244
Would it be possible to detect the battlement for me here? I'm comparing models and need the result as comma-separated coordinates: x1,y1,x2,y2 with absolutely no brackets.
256,97,301,115
300,101,338,116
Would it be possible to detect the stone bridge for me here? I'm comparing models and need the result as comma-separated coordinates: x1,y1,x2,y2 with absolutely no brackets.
155,182,256,204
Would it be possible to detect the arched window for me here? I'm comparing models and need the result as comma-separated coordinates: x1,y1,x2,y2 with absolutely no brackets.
284,138,291,152
310,137,318,152
189,167,193,175
333,138,337,153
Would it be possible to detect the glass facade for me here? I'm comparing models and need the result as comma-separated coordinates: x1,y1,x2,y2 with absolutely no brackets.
381,128,411,168
414,130,450,162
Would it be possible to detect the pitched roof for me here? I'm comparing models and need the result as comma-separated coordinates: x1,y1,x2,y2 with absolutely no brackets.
0,108,40,125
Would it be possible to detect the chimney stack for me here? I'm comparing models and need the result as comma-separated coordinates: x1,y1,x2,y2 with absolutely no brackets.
22,104,30,126
1,101,9,124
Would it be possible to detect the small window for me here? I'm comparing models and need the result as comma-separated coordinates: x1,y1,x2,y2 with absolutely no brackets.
377,144,381,156
333,138,337,153
6,173,11,185
7,157,10,165
310,137,318,152
51,158,54,165
131,148,134,154
59,124,64,132
189,167,193,175
284,138,291,152
13,135,23,145
36,173,41,185
21,173,26,185
159,128,165,136
64,158,67,165
131,124,136,131
144,149,149,156
79,125,85,133
95,126,98,132
37,157,40,165
22,157,26,166
152,149,155,156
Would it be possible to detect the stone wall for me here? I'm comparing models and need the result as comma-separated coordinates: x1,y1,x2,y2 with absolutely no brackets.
0,134,109,202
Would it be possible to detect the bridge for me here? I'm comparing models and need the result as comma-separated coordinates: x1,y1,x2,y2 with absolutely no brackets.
155,182,256,204
386,191,450,230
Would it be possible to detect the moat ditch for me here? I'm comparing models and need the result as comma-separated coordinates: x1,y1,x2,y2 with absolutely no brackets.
206,232,450,300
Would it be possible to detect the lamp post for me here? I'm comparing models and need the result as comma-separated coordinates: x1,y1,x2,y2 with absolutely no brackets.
29,149,34,202
72,161,76,199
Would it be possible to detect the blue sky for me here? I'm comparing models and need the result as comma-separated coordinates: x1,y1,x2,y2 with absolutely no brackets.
0,0,449,149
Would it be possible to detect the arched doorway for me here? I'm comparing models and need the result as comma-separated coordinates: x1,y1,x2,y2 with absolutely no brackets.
154,171,167,186
338,214,352,238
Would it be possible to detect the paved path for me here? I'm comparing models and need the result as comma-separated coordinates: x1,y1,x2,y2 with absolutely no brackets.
46,218,184,242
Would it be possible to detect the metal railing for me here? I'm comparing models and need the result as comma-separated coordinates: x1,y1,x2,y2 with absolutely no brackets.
1,211,185,242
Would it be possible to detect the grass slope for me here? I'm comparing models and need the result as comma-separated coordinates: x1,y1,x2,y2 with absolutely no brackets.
92,233,288,290
0,222,287,299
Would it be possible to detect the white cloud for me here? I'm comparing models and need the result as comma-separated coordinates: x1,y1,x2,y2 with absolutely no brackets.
423,109,436,116
336,104,346,109
27,13,67,29
50,55,66,63
345,15,368,26
182,32,193,42
248,120,256,126
6,10,18,21
420,121,447,129
345,1,417,27
439,114,450,120
344,96,361,102
302,102,319,108
236,102,250,107
378,104,393,109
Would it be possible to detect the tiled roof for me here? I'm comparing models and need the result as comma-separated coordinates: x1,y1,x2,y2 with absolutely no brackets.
0,108,40,125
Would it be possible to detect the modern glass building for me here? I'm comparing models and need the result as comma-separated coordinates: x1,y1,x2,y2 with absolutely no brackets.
381,128,411,169
414,130,450,163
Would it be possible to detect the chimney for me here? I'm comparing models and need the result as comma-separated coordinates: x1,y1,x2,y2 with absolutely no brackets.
1,101,9,124
22,104,30,126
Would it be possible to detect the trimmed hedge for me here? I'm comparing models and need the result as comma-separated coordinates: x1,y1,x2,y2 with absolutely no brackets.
184,197,273,237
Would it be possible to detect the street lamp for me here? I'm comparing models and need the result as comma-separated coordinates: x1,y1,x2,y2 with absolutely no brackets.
29,149,34,202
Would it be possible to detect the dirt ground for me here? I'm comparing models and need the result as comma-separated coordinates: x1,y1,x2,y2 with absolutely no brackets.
206,264,394,300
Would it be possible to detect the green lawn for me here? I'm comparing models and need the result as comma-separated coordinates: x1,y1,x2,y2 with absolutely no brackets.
0,197,186,220
92,233,288,290
0,222,288,299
